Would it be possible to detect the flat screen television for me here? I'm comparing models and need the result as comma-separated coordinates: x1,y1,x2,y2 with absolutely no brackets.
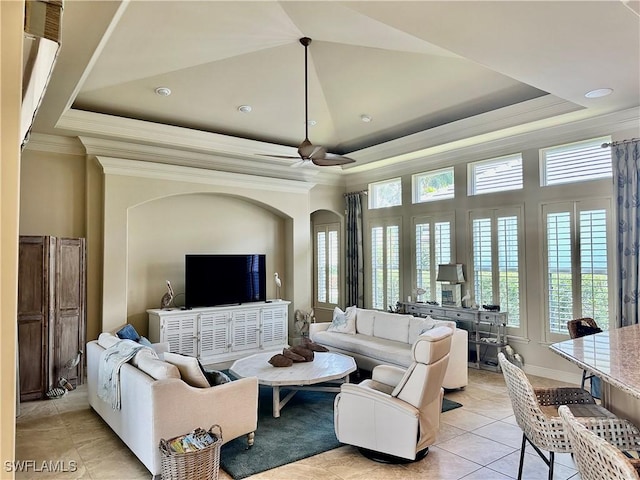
185,254,266,308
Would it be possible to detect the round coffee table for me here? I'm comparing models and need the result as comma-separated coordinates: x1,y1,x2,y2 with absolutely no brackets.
230,351,357,418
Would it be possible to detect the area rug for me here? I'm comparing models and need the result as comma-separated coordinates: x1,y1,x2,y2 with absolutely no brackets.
219,384,462,479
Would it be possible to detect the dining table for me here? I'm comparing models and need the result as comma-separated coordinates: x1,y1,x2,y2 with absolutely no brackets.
549,323,640,426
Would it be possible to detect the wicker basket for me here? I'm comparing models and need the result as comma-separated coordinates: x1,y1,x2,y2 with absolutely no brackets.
159,425,222,480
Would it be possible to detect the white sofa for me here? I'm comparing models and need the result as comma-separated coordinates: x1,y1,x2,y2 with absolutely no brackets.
309,308,468,389
87,333,258,478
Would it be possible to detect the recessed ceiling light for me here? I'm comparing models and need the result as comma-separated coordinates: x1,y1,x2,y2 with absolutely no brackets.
585,88,613,98
361,114,372,123
237,105,252,113
154,87,171,97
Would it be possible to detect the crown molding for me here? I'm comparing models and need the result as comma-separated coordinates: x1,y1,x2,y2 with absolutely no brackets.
23,132,85,155
97,157,316,194
78,136,346,187
58,109,300,158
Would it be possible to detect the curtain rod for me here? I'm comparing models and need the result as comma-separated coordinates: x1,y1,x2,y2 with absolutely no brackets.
343,190,368,196
601,138,639,148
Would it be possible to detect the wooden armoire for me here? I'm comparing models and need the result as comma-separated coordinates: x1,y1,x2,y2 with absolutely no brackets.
17,236,86,401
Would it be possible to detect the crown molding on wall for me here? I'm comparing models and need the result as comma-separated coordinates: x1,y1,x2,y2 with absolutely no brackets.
58,108,302,159
78,135,345,187
343,107,640,187
96,157,316,195
23,132,86,155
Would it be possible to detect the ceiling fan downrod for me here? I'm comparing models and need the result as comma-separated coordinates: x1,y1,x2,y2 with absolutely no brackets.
300,37,312,143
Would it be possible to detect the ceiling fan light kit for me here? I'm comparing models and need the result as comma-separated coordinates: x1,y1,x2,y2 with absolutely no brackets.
260,37,355,168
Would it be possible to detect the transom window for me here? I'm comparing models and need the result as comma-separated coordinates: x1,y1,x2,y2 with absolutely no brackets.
369,178,402,209
540,136,612,186
469,154,523,195
412,167,454,203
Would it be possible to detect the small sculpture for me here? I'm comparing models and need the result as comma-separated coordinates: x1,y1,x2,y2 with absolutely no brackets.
58,350,83,391
294,308,313,337
274,272,282,300
160,280,174,309
301,337,329,352
282,348,306,362
268,354,293,367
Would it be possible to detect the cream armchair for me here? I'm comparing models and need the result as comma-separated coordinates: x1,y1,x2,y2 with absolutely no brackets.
333,325,453,461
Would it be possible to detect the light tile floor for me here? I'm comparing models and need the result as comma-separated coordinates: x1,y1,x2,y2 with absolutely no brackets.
14,368,582,479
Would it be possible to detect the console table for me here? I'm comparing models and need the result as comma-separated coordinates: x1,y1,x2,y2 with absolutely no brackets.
148,301,290,365
399,301,508,371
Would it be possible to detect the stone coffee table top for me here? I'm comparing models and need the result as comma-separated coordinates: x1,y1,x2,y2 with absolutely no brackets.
230,351,357,417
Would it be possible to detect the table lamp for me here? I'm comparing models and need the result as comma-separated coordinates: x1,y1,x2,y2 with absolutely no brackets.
437,264,465,307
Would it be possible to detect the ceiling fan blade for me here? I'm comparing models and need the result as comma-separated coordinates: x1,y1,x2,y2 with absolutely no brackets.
309,145,327,159
312,153,356,167
257,154,300,159
298,138,315,158
290,159,309,168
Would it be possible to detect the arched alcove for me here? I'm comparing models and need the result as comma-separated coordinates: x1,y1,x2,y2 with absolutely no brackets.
98,158,313,339
127,192,287,335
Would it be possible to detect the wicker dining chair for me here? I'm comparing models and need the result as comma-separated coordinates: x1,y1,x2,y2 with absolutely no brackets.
566,317,602,390
558,405,640,480
497,352,617,480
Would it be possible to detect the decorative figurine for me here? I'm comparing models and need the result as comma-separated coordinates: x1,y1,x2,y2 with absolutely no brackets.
160,280,174,309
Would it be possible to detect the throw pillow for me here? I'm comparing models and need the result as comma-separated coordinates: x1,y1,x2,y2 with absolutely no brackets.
115,324,141,342
327,306,357,334
137,356,181,381
164,352,209,388
202,369,231,386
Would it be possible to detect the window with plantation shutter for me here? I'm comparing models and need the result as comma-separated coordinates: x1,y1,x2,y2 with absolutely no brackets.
370,219,401,310
470,208,523,331
414,215,454,302
541,137,612,186
314,224,339,307
543,199,613,340
469,154,523,195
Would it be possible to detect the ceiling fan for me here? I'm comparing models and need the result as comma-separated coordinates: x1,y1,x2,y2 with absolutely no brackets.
263,37,355,168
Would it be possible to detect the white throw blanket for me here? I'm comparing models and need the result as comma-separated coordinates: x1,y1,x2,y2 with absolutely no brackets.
98,339,150,410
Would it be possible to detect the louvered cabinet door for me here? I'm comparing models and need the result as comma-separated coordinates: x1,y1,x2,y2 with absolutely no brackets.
231,309,260,352
161,314,198,356
17,236,55,401
261,305,288,349
199,312,230,358
53,238,86,387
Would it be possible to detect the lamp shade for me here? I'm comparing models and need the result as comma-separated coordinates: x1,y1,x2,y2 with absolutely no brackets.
436,264,465,283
